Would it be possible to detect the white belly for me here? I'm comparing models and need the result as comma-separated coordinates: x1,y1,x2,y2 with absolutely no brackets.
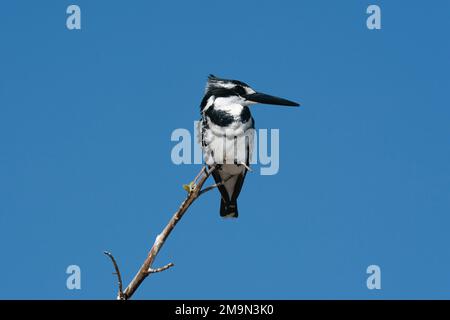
198,119,254,166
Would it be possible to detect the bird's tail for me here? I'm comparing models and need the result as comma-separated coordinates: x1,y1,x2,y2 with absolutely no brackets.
220,199,238,218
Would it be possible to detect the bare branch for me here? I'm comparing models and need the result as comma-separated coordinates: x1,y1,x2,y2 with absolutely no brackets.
199,174,234,196
103,251,125,300
147,262,175,274
198,182,222,196
193,166,207,185
116,165,214,300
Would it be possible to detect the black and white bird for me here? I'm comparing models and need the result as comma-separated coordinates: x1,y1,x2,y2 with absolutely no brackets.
198,75,299,218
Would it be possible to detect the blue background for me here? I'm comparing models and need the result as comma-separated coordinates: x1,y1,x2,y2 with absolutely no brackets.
1,0,449,299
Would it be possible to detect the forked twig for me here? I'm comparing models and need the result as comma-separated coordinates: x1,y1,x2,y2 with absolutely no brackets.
105,166,217,299
147,262,175,274
103,251,125,300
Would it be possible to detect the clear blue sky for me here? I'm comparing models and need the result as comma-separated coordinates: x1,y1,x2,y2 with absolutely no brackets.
1,0,450,299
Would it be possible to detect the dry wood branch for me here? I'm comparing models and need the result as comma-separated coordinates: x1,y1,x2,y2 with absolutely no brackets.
198,183,222,196
108,165,215,300
103,251,125,300
147,262,175,274
198,174,233,196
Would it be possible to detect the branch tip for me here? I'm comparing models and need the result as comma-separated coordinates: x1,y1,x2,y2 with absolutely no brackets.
147,262,175,274
103,251,125,300
120,166,213,299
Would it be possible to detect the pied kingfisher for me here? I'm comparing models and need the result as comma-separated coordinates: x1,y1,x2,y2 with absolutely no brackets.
197,75,299,218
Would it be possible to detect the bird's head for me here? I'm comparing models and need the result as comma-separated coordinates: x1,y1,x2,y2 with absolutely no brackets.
201,74,299,110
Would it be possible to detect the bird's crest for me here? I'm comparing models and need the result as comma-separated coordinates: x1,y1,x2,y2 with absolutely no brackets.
205,74,249,93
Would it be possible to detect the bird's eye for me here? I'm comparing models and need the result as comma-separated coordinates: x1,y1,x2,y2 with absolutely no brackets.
234,86,246,96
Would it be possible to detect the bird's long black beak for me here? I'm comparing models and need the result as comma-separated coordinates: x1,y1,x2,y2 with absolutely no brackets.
244,92,299,107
